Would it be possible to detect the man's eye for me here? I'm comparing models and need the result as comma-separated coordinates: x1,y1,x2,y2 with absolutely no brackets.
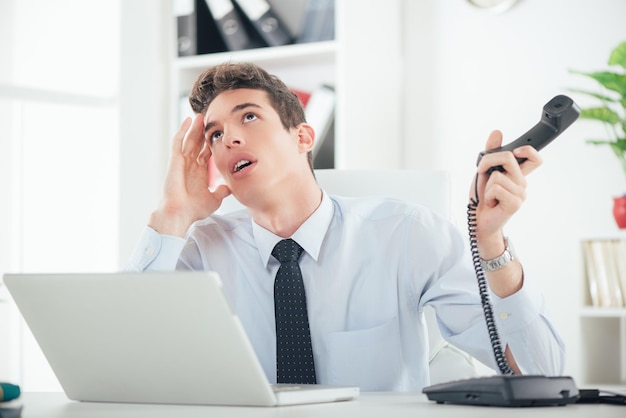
243,113,258,122
210,131,223,144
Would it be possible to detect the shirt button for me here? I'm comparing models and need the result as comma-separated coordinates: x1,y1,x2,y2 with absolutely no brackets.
145,247,154,256
499,312,509,320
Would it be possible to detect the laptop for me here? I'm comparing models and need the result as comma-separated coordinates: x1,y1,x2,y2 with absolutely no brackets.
3,271,359,406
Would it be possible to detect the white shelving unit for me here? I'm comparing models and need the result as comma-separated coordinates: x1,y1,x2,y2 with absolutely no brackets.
579,308,626,385
579,233,626,385
168,0,406,170
174,40,337,87
170,0,337,156
171,40,338,138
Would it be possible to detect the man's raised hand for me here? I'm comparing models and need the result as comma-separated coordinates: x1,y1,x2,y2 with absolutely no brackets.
149,114,231,236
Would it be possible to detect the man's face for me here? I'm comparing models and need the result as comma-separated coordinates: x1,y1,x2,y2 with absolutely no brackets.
202,88,310,203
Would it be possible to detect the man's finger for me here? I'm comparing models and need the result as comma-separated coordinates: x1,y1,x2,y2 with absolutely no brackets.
514,146,544,176
172,117,192,153
211,184,232,202
197,139,213,166
484,130,503,151
181,114,205,156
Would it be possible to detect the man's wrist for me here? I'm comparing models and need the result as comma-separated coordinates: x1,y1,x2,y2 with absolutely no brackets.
148,210,193,237
480,236,516,272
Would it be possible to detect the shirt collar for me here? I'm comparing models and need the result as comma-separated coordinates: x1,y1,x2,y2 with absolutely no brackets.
253,190,334,267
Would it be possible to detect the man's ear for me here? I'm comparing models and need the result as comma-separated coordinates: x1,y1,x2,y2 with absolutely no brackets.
296,123,315,153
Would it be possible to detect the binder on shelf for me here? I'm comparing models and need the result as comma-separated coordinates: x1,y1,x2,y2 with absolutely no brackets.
582,241,600,307
232,0,293,47
592,240,617,307
582,238,626,308
291,87,312,108
602,240,624,307
313,117,334,169
196,0,230,54
305,84,335,167
174,0,198,56
297,0,335,44
204,0,258,51
613,239,626,306
175,0,231,56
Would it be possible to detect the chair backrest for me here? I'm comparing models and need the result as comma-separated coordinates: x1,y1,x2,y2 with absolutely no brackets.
314,169,478,383
217,169,451,217
313,169,451,219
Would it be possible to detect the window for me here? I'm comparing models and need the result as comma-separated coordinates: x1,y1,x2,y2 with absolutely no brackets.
0,0,120,390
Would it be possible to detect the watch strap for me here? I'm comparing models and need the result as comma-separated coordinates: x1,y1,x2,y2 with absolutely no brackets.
480,237,515,272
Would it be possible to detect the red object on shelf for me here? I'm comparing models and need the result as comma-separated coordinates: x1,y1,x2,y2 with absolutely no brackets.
291,88,312,107
613,195,626,229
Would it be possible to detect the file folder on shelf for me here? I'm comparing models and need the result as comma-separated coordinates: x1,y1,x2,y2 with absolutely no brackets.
196,0,229,54
174,0,198,56
297,0,335,43
175,0,231,56
205,0,257,51
306,84,335,167
233,0,293,47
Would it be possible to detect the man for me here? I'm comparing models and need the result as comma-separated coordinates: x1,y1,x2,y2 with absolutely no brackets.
128,62,565,391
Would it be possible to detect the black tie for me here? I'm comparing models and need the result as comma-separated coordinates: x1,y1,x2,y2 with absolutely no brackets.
272,239,317,384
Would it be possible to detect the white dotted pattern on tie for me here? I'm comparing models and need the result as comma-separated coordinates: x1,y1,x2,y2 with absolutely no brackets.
272,239,317,384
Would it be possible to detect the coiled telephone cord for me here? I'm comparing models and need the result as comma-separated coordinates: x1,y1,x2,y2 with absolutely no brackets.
468,173,514,376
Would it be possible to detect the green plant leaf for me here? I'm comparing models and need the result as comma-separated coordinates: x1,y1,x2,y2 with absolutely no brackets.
587,139,617,145
611,138,626,152
567,88,618,103
571,40,626,179
579,106,621,124
608,41,626,70
609,142,626,164
589,138,626,153
575,71,626,96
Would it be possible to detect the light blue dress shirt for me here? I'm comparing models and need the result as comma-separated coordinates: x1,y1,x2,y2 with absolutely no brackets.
127,191,565,391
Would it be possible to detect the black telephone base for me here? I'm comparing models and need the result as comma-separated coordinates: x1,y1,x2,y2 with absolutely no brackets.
422,375,579,407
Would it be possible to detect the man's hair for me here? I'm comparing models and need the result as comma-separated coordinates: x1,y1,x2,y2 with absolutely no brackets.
189,62,313,170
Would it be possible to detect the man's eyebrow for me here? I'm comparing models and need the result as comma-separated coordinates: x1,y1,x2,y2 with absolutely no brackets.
204,102,263,134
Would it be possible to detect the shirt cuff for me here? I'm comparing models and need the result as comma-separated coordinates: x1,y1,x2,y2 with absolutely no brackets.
490,280,545,336
490,282,565,375
125,226,186,271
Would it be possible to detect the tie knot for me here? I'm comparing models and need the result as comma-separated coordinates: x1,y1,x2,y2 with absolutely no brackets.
272,239,303,263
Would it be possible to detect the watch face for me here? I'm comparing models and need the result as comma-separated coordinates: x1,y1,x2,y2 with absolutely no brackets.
467,0,519,13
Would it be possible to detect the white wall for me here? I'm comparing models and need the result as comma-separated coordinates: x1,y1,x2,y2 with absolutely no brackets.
119,0,171,266
402,0,626,382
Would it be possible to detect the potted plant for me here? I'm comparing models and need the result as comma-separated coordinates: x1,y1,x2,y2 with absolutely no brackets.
570,40,626,229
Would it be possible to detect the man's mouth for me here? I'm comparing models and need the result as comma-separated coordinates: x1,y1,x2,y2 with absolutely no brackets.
233,160,252,173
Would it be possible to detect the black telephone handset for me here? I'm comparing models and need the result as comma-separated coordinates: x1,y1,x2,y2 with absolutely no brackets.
477,94,580,174
423,95,582,407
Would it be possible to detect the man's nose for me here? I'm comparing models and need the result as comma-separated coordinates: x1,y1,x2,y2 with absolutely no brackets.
223,128,244,147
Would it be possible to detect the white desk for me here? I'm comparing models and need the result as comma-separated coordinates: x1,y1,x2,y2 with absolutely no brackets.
9,392,625,418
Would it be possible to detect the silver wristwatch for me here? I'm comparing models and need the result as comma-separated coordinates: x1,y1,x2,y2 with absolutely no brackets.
480,237,516,272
